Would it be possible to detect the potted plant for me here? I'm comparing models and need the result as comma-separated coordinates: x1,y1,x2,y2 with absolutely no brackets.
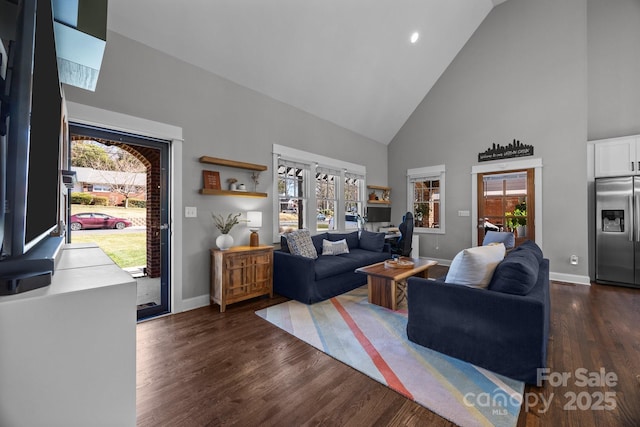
505,201,527,236
212,212,241,250
227,178,238,191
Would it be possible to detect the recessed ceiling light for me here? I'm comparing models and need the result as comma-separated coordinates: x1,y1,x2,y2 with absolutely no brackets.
410,32,420,44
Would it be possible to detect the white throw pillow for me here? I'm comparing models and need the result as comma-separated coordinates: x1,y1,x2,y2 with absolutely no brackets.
322,238,350,255
445,243,506,288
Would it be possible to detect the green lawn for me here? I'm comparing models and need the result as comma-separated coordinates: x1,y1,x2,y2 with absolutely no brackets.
71,232,146,269
69,204,146,269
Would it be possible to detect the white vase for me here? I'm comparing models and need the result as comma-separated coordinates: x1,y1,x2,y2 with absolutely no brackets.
216,233,234,250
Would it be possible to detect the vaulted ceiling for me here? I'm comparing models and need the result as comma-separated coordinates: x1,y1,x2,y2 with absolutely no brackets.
107,0,508,145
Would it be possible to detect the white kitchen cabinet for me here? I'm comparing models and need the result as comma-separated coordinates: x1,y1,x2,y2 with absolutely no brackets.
594,135,640,177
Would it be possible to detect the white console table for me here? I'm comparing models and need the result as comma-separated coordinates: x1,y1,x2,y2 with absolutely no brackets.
0,243,137,427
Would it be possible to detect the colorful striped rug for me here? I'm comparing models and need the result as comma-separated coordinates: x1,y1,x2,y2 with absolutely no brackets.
256,286,524,427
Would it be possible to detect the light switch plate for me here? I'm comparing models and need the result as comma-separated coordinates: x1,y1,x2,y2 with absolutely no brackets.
185,206,197,218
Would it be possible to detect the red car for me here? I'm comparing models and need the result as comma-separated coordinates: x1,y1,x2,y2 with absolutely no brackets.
70,213,133,231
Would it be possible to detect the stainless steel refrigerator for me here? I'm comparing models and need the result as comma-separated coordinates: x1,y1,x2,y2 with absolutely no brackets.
596,176,640,288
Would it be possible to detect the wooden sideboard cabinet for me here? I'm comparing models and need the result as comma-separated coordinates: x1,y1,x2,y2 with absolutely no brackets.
210,245,274,312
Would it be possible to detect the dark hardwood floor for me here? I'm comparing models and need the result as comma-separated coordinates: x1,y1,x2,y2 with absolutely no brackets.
136,269,640,426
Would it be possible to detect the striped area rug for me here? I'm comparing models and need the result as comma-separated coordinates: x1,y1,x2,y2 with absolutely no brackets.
256,286,524,427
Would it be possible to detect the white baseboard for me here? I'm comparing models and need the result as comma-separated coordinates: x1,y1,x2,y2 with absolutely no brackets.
178,262,591,313
180,295,211,312
423,256,591,286
549,272,591,286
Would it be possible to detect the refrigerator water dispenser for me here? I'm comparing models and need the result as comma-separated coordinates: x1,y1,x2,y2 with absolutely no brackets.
601,210,624,232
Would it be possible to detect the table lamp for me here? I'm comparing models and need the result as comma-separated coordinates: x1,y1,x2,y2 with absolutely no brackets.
247,211,262,246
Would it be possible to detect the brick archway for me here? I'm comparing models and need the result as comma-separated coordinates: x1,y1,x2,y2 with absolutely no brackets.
71,136,162,278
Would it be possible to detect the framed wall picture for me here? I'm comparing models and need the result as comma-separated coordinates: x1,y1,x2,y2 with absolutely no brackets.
203,170,221,190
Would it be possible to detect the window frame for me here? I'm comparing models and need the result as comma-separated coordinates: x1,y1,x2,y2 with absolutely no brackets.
344,172,365,230
273,144,366,242
92,184,110,192
276,158,310,234
315,166,340,232
406,164,446,234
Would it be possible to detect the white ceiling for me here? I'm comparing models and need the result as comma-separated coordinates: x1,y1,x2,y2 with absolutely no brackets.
107,1,508,145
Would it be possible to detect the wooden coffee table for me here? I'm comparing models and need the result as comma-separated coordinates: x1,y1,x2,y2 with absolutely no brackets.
355,257,438,310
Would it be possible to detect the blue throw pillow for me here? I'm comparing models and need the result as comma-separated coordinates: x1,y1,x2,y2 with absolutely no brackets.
482,231,515,249
311,232,329,255
359,230,385,252
328,231,359,249
489,250,539,295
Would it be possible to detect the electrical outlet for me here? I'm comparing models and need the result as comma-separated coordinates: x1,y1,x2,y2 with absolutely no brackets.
570,255,578,265
185,206,197,218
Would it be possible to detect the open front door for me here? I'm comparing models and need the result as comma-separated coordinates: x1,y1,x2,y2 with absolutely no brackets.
69,123,171,320
477,169,535,247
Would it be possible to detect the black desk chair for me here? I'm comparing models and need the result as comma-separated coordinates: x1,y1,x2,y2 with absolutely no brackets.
391,212,414,257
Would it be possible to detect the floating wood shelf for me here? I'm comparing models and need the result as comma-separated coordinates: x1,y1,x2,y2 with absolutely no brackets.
199,155,268,197
199,189,267,198
367,185,391,204
199,156,267,172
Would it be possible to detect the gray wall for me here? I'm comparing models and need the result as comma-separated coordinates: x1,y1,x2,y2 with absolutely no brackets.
588,0,640,140
63,0,640,300
388,0,589,277
586,0,640,277
64,31,387,302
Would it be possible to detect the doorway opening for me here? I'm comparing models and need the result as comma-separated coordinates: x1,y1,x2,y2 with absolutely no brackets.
69,123,171,320
477,169,535,247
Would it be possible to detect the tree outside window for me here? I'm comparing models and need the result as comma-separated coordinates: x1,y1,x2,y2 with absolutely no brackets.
72,140,145,208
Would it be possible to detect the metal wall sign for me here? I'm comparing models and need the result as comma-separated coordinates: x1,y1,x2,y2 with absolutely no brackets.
478,139,534,162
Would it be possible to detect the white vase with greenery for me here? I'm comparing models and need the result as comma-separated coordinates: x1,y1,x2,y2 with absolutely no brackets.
215,234,234,251
212,213,241,250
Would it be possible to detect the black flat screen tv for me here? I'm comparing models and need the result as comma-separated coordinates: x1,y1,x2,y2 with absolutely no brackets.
366,206,391,223
0,0,64,294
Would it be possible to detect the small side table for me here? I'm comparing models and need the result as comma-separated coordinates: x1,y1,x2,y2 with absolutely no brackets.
210,245,274,312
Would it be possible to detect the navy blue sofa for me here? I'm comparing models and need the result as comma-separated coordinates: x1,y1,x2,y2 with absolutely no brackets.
406,240,550,384
274,231,391,304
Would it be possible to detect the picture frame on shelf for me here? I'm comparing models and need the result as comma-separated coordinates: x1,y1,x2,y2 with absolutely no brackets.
203,171,221,190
